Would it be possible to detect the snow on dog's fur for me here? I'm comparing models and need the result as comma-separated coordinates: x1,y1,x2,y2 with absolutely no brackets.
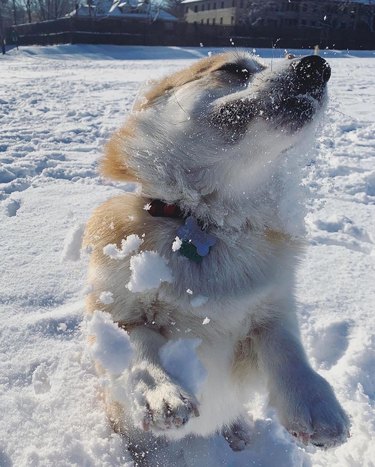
84,51,350,463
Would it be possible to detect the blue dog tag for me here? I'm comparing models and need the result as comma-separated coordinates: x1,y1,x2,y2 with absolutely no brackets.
177,216,216,259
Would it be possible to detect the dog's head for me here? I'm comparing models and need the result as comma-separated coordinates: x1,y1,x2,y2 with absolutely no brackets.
103,52,330,209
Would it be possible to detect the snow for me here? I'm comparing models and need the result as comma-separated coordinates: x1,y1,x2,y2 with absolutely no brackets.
191,295,209,308
61,223,86,261
99,291,115,304
159,339,207,396
86,311,133,375
172,235,182,251
0,44,374,466
126,250,173,292
103,233,143,260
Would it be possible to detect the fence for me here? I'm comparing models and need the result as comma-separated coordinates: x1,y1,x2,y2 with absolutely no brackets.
8,16,375,50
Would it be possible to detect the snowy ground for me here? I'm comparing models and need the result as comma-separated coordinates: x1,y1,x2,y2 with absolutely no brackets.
0,45,374,467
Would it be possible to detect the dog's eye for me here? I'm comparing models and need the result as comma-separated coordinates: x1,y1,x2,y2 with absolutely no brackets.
217,63,250,82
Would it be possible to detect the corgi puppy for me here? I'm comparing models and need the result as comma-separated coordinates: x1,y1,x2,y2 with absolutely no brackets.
84,51,349,464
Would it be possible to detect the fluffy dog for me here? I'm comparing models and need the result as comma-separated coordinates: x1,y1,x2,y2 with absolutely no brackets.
84,51,350,464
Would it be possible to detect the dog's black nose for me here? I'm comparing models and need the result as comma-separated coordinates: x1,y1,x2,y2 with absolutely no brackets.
295,55,331,84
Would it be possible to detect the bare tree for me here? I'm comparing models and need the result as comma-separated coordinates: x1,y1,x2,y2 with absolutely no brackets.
28,0,74,21
24,0,32,22
0,0,11,34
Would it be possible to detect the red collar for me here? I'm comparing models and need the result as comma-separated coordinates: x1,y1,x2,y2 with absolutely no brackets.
147,199,185,219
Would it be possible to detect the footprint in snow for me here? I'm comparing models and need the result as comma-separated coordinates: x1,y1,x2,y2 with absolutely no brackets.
310,321,352,370
311,215,373,254
2,198,21,217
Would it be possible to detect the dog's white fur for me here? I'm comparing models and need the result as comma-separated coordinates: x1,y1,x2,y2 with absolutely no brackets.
84,52,350,462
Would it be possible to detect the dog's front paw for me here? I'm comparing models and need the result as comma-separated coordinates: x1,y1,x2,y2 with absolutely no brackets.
274,371,350,449
222,417,253,452
129,366,199,433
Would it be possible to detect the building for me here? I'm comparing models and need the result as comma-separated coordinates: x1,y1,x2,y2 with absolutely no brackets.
182,0,375,32
181,0,245,26
246,1,374,32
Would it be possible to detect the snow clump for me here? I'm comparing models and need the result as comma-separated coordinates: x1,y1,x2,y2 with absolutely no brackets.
172,236,182,251
126,251,173,293
99,291,114,305
61,223,85,262
159,338,207,396
191,295,209,308
87,311,133,375
103,234,143,260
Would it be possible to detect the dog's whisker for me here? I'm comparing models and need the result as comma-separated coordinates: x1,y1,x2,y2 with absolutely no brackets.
172,89,191,122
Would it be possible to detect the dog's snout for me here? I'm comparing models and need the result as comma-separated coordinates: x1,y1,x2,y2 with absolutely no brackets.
294,55,331,85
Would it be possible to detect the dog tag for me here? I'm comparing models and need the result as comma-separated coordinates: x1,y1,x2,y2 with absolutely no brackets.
177,217,216,262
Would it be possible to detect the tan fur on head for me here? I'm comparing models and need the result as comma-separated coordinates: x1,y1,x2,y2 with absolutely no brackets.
100,118,138,182
100,52,250,183
136,53,237,111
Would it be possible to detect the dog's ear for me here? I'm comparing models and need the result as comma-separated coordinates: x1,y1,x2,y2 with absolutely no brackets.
100,120,138,182
131,81,158,113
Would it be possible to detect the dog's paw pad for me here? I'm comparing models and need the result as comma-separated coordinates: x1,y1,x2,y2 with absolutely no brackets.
290,426,350,449
222,419,253,452
276,371,351,449
291,431,312,445
285,391,350,448
140,385,199,432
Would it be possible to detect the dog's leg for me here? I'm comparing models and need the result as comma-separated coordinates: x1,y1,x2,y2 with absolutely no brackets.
222,416,253,452
124,326,200,434
252,313,350,448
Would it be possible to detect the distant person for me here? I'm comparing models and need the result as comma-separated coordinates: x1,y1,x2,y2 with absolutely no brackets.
11,30,19,50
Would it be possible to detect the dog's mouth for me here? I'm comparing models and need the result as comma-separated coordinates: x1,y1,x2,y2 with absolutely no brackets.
211,55,331,136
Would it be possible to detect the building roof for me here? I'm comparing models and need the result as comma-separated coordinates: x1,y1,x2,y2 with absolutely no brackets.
70,0,178,21
181,0,203,4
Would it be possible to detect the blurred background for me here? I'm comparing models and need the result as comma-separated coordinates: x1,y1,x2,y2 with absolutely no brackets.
1,0,374,52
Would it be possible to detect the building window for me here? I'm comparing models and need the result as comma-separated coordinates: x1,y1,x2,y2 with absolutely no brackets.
185,6,188,12
201,4,205,10
213,17,216,24
220,17,223,24
207,18,210,24
213,2,216,9
194,5,198,12
232,0,235,6
221,1,224,7
207,3,211,10
201,19,204,23
231,15,234,24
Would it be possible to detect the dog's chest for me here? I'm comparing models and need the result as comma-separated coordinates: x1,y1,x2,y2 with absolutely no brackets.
157,221,295,305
